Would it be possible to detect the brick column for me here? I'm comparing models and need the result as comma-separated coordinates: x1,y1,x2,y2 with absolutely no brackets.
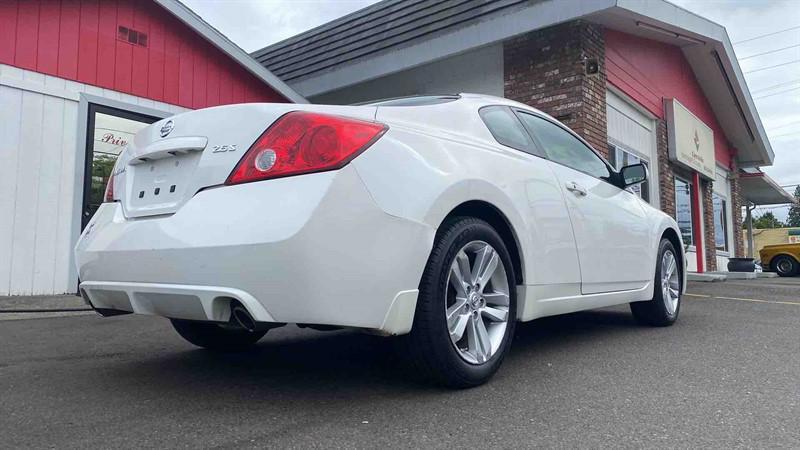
728,158,745,257
656,120,675,217
503,21,608,156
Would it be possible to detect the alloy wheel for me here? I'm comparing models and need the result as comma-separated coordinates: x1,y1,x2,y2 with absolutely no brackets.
661,250,680,315
445,240,510,364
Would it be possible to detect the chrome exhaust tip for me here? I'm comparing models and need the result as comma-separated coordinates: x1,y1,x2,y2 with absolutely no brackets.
231,304,257,332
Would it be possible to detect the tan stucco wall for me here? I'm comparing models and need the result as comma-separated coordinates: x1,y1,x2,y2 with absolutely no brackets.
745,228,800,256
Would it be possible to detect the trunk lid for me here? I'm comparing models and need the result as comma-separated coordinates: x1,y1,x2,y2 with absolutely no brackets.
113,103,376,218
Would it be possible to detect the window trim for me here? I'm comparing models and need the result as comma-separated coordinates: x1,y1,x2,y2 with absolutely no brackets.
608,142,651,203
714,165,734,257
478,105,545,158
674,176,694,247
712,192,729,254
511,108,622,187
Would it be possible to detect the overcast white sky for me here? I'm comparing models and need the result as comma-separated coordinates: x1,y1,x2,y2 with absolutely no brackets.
183,0,800,219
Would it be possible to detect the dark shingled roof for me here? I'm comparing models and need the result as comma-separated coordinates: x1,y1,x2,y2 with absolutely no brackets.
251,0,528,82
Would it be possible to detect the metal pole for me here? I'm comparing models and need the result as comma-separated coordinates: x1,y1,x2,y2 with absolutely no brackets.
746,203,754,258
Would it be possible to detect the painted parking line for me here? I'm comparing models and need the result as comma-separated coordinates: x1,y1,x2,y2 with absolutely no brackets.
685,293,800,306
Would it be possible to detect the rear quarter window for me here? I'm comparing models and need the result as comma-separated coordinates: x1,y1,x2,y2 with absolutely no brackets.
479,106,535,153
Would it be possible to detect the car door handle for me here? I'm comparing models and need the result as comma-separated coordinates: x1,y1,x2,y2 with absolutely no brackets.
565,181,587,196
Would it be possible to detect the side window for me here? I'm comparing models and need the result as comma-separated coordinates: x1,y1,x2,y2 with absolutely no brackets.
479,106,536,154
517,112,611,179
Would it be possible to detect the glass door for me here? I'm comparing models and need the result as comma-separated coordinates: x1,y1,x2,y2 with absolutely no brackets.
81,104,159,229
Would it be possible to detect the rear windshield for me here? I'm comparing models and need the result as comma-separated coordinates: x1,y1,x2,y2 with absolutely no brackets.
362,95,460,107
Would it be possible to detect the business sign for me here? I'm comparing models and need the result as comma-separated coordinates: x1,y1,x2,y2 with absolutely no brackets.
665,99,715,179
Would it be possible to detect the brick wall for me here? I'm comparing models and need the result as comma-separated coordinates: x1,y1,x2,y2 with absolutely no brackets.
728,158,745,257
503,21,608,156
656,120,675,217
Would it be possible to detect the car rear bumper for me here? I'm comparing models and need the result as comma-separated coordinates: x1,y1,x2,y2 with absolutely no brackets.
75,165,434,335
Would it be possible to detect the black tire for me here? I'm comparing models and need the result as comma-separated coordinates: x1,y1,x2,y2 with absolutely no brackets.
771,255,799,277
399,217,517,388
630,239,681,327
171,319,267,352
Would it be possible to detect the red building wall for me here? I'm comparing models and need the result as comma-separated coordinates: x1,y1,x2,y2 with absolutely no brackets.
604,29,734,169
0,0,288,108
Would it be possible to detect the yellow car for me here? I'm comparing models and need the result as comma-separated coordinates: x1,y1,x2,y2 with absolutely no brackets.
760,243,800,277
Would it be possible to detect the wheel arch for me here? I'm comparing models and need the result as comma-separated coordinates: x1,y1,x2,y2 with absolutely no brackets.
660,227,685,282
770,253,799,268
440,200,525,286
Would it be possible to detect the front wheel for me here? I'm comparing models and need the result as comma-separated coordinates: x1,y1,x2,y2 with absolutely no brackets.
630,239,681,327
771,255,799,277
400,217,517,388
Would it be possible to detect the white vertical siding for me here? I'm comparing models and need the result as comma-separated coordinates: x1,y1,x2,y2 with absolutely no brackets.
54,103,79,293
10,89,45,294
0,84,23,294
0,64,188,295
32,95,66,293
607,104,653,154
606,90,660,209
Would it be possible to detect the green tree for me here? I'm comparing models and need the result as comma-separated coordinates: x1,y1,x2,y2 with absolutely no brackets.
753,211,785,229
786,186,800,227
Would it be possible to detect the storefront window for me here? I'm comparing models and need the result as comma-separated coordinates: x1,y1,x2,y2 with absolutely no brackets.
609,144,649,202
674,178,693,246
82,105,158,229
713,193,728,252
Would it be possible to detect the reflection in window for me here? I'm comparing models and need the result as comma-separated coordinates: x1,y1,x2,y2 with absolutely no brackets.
609,144,649,202
674,178,693,246
713,193,728,252
479,106,534,152
518,113,610,179
86,112,152,221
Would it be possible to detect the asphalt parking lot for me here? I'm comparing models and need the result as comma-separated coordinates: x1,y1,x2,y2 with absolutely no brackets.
2,278,799,448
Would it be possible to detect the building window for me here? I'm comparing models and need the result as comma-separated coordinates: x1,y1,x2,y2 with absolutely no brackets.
713,193,728,252
674,178,693,246
609,144,649,202
117,26,148,47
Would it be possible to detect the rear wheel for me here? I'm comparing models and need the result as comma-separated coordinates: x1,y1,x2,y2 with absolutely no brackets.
771,255,799,277
630,239,681,327
400,217,517,388
171,319,267,352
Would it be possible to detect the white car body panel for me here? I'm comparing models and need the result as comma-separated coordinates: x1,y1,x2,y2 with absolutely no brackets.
75,93,685,335
546,161,651,294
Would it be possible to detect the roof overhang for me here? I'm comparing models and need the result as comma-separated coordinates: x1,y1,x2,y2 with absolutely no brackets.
154,0,307,104
739,172,795,205
267,0,772,166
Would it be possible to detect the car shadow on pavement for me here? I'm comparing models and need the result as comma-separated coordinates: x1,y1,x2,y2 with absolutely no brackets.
101,307,644,396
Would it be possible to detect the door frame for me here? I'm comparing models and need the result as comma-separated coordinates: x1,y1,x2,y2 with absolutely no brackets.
80,103,161,230
71,94,173,291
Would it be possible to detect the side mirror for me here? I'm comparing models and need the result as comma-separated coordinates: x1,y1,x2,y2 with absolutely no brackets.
620,163,648,188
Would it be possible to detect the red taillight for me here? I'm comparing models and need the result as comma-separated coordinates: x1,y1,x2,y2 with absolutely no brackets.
225,111,387,185
103,172,115,203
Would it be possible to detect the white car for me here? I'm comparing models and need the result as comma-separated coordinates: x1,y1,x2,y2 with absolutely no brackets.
76,93,685,387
